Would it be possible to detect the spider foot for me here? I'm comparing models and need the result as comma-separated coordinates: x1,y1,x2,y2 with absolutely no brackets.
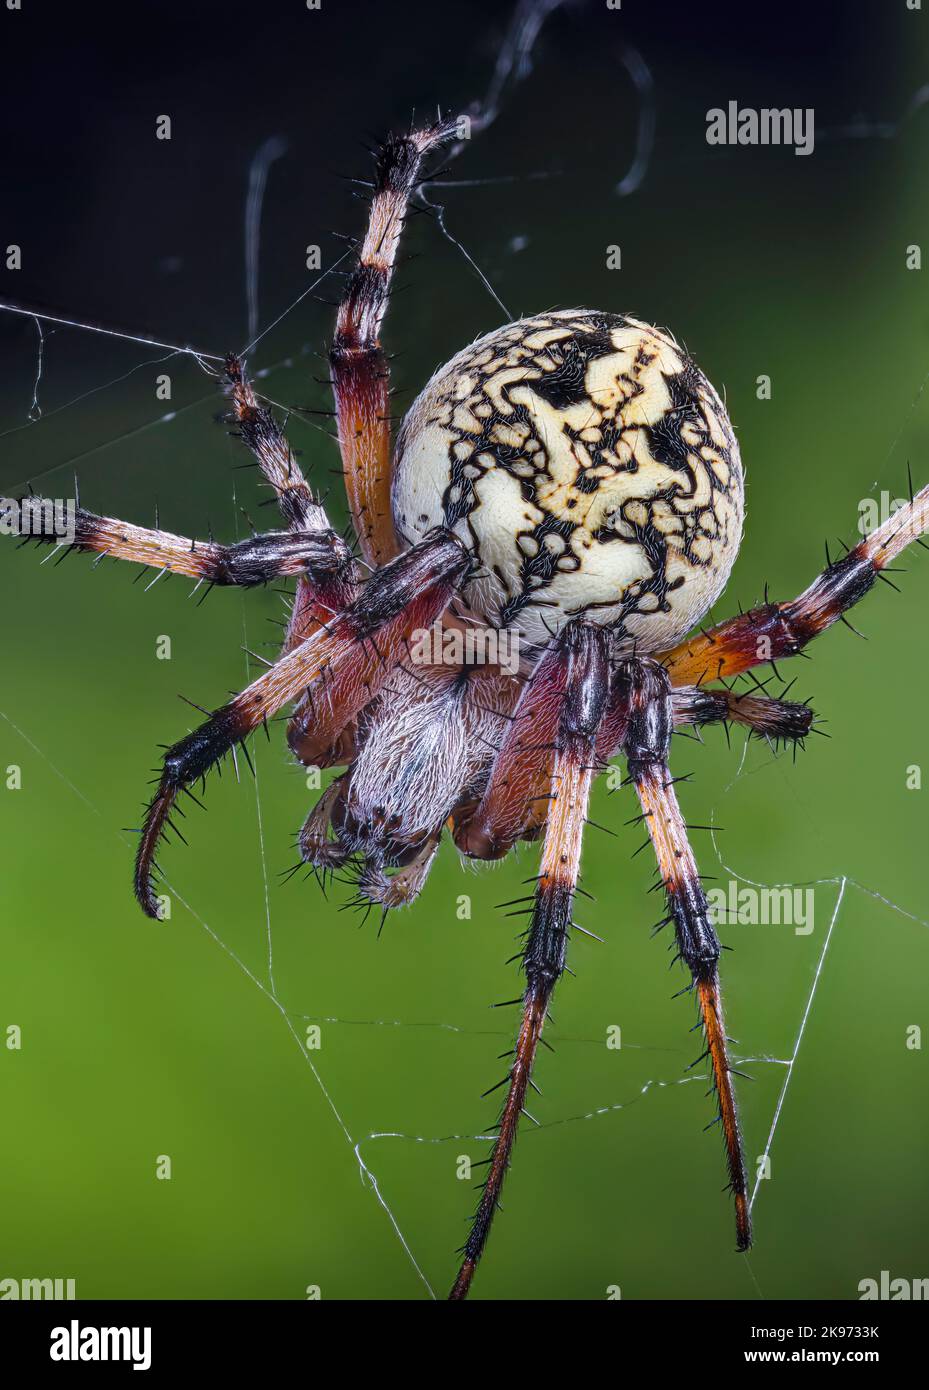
354,835,442,908
298,777,352,869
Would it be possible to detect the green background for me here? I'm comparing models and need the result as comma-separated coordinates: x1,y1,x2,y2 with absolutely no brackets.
0,0,926,1300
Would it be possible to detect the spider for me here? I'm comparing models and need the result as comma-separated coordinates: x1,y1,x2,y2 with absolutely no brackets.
12,117,929,1299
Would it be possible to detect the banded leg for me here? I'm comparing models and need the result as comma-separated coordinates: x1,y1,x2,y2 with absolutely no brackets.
225,354,357,645
135,529,471,916
618,657,751,1252
659,482,929,685
453,638,568,859
449,622,612,1300
298,776,350,870
226,353,361,771
331,118,458,567
671,686,815,743
15,499,350,591
355,834,442,909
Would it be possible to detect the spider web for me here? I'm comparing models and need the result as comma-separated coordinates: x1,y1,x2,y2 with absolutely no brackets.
1,0,927,1301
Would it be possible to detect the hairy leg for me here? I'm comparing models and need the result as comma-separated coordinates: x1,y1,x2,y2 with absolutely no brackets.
331,118,458,567
14,499,350,590
671,685,814,743
298,776,352,871
659,483,929,685
618,657,751,1251
454,637,632,860
135,529,471,916
453,638,566,859
224,354,357,645
449,622,612,1299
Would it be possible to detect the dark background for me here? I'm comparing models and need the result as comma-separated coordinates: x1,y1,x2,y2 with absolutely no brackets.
0,0,927,1301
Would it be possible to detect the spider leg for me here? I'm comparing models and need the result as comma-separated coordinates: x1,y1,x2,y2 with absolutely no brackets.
224,354,358,647
331,117,458,567
298,777,352,870
288,708,358,773
355,833,442,908
659,482,929,684
453,639,567,859
134,529,471,916
225,354,325,534
618,657,751,1252
671,685,814,743
15,500,351,590
454,637,627,859
449,622,612,1300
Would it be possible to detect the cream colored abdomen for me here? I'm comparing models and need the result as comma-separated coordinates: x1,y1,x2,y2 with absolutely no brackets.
392,309,743,652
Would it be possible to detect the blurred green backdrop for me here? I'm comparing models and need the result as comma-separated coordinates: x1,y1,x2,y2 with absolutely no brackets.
0,0,927,1300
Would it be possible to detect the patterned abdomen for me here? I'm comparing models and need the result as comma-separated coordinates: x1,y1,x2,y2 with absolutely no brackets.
392,310,744,652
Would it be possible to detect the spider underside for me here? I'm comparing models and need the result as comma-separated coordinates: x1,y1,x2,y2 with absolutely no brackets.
15,118,929,1300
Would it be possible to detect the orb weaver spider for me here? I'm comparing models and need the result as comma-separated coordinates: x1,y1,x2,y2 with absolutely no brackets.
14,118,929,1299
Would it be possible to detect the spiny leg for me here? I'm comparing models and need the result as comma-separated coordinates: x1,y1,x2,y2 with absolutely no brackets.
224,354,357,646
453,638,567,859
618,657,751,1251
12,356,356,609
659,482,929,685
15,499,350,591
225,353,325,534
298,777,350,870
671,685,815,744
331,118,458,567
449,622,612,1300
224,353,365,782
454,635,632,860
356,834,442,909
135,529,471,916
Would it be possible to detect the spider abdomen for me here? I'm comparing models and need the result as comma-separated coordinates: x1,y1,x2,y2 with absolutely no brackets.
392,309,744,651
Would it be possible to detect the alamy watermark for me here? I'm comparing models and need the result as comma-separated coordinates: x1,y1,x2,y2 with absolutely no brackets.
707,881,815,935
858,1270,929,1300
0,496,76,543
0,1275,76,1299
49,1319,151,1370
706,102,815,157
409,621,520,676
856,489,924,549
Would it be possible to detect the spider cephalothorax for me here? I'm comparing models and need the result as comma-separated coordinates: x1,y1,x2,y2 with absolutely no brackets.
12,117,928,1299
